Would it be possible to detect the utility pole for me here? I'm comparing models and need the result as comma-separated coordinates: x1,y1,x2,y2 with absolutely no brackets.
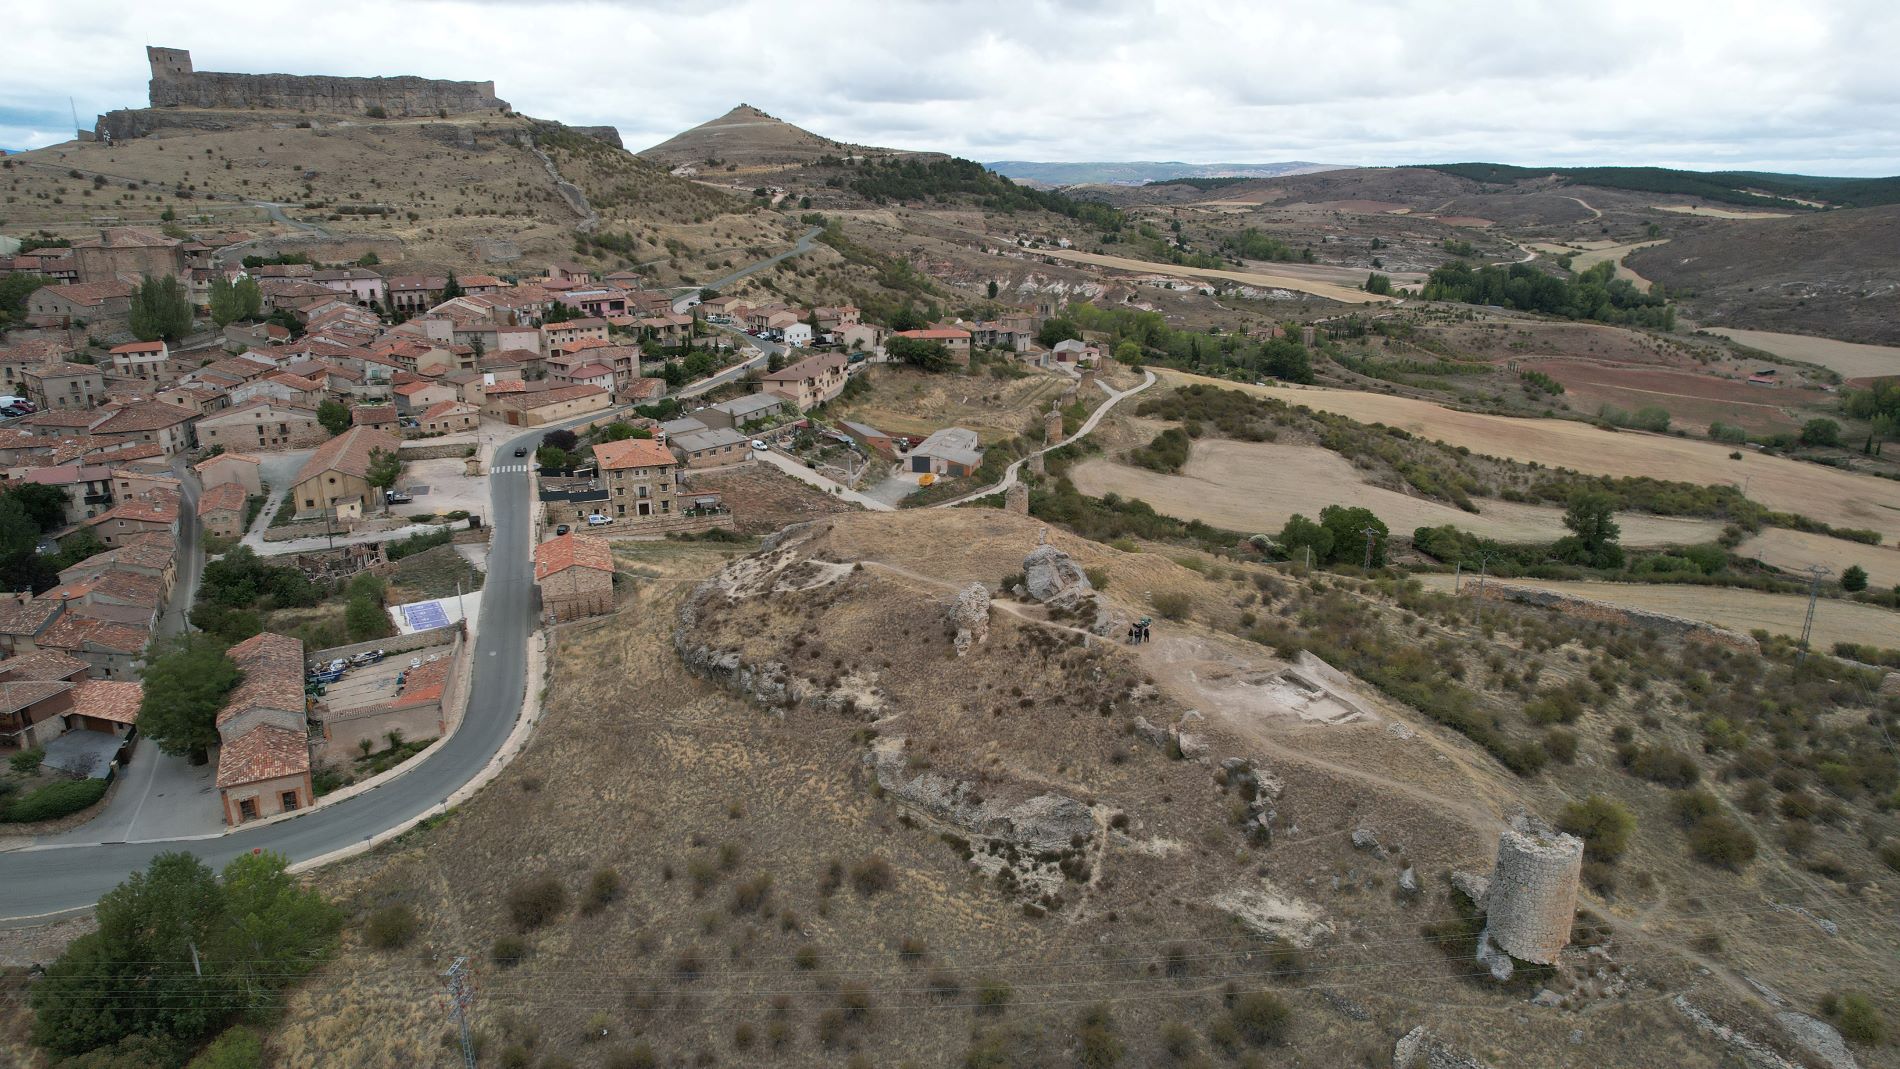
444,956,476,1069
1474,550,1493,630
1362,525,1379,570
1798,564,1831,659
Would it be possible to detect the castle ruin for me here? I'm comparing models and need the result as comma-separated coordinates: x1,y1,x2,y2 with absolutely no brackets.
1470,816,1583,976
142,47,508,117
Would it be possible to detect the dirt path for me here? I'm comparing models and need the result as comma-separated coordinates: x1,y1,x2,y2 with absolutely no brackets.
1166,372,1900,544
935,370,1156,507
1562,195,1603,219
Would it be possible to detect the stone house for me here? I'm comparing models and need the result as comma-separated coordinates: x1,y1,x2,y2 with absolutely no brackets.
385,276,447,314
541,318,609,352
895,327,974,364
0,679,78,751
310,267,386,306
392,379,456,416
85,493,179,548
534,532,615,622
669,427,751,469
351,405,398,432
197,481,250,539
761,353,849,411
108,339,171,380
12,464,116,521
484,384,610,426
70,227,186,285
908,427,984,477
195,399,328,451
215,633,314,825
91,402,198,456
25,282,134,328
698,392,785,431
415,400,478,435
289,425,403,519
592,437,679,522
194,451,262,495
23,362,107,410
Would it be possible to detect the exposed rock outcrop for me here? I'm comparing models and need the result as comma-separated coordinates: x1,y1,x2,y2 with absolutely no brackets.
1019,544,1121,636
1393,1026,1496,1069
144,46,508,115
948,582,991,657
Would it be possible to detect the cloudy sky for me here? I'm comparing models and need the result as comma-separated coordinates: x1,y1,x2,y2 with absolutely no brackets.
5,0,1897,174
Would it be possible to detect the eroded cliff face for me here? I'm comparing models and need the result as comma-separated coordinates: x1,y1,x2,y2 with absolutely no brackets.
149,71,508,116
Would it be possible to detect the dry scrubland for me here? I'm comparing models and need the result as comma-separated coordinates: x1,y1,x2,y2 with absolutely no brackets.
253,510,1897,1069
831,365,1073,444
1070,436,1726,546
1709,328,1900,381
1414,574,1899,651
1167,372,1900,545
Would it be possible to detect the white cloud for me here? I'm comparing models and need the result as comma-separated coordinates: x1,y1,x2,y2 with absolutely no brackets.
2,0,1895,173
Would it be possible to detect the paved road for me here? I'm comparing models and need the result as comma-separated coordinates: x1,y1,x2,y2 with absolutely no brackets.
671,226,824,313
0,423,548,922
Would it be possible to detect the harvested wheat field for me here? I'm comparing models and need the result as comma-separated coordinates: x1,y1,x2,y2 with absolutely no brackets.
1069,439,1726,546
1737,527,1900,589
1166,372,1900,543
1707,328,1900,380
1029,247,1393,304
1415,574,1900,650
1652,205,1794,219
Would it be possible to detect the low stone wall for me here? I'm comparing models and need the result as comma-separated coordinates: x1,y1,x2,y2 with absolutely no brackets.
397,441,476,461
311,621,463,664
602,513,736,538
263,515,409,542
1470,582,1759,653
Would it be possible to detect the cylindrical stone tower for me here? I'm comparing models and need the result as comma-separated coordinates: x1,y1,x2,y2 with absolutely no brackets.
1483,819,1582,964
1043,406,1064,443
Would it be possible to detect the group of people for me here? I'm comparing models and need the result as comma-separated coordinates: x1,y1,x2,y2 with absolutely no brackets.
1127,616,1153,644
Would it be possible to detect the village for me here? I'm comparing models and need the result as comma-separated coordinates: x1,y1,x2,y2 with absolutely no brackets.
0,221,1103,836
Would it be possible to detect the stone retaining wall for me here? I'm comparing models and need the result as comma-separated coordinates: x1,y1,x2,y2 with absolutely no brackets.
311,622,464,664
1470,582,1759,653
600,513,736,538
397,441,476,461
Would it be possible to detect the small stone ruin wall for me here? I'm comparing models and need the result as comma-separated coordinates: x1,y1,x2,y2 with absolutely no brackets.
1470,582,1758,653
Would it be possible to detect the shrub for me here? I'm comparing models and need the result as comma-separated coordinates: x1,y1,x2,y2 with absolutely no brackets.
491,935,528,967
581,868,622,914
9,748,43,774
187,1026,263,1069
850,854,895,896
605,1041,657,1069
1152,590,1192,620
730,873,773,914
975,977,1013,1015
1671,789,1721,826
4,778,109,823
1688,815,1757,869
1543,728,1578,764
1830,992,1888,1046
1159,1020,1199,1060
898,935,927,963
507,874,567,930
794,945,820,970
1075,1003,1124,1067
364,904,419,949
1626,745,1701,788
1228,991,1292,1046
1557,796,1634,862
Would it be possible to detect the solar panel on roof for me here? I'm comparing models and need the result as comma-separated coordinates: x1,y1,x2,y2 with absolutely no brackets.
402,601,449,630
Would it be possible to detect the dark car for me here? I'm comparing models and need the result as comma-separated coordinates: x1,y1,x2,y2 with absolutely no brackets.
514,447,527,457
555,524,570,535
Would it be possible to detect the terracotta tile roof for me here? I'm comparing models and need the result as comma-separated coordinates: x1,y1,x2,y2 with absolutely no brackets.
566,363,615,379
593,437,674,471
393,380,447,396
40,613,148,655
485,379,529,394
420,400,474,420
263,372,324,393
73,227,178,249
395,656,450,706
617,378,665,401
544,317,608,331
109,341,166,354
58,543,173,576
86,497,178,528
193,451,261,471
0,597,63,637
218,633,305,728
93,402,194,434
37,281,135,305
352,405,397,425
215,723,309,788
764,353,849,382
0,649,90,681
289,426,403,487
896,328,972,340
491,384,606,410
197,481,249,516
91,442,166,463
535,532,614,580
0,679,73,715
71,679,142,724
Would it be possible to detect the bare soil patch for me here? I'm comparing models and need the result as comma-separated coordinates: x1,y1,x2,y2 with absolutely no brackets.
1070,438,1725,546
1538,360,1819,434
687,464,862,534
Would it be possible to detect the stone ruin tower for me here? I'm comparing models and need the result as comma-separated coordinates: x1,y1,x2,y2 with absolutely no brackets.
148,46,194,81
1043,403,1064,444
1480,816,1583,967
1004,481,1029,515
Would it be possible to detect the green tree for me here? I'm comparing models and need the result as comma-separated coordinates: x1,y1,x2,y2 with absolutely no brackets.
129,274,194,342
661,361,686,388
1276,513,1333,565
1364,272,1392,295
365,447,403,502
1841,564,1868,592
211,850,344,1010
0,495,56,594
356,250,380,267
1842,378,1900,454
233,277,261,322
345,593,386,641
1557,795,1635,862
1799,418,1841,447
1317,505,1388,567
5,481,68,531
1113,339,1142,366
188,1027,263,1069
136,638,241,760
888,336,954,372
0,272,50,333
1556,490,1623,568
440,271,463,299
1037,317,1082,348
986,280,999,299
316,399,351,436
208,275,241,327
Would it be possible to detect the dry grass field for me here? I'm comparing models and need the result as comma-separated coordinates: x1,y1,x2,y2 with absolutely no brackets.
1652,205,1794,220
1414,573,1900,651
831,365,1071,444
1030,247,1394,304
1708,328,1900,381
1167,372,1900,543
1737,527,1900,589
1069,438,1727,546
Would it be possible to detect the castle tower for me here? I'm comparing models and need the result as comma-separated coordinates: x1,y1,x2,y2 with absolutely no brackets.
147,46,193,80
1043,405,1064,444
1482,817,1582,965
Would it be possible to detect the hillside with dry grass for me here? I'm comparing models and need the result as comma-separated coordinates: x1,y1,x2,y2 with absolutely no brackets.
231,508,1897,1069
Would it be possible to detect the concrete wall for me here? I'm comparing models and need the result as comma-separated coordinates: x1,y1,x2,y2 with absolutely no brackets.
311,621,463,664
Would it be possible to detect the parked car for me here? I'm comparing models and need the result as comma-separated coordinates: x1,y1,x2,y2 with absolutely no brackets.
385,491,412,504
555,523,570,535
513,447,527,457
351,649,385,666
586,514,613,526
409,656,423,670
751,440,767,451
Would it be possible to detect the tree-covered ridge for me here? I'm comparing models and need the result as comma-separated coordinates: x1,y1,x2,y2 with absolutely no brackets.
1419,163,1900,209
1420,260,1675,329
847,157,1123,227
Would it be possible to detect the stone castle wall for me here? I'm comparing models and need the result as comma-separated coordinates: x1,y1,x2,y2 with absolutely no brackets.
1469,581,1760,653
145,48,507,117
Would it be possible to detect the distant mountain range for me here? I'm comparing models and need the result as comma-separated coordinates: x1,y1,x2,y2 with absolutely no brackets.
984,161,1347,186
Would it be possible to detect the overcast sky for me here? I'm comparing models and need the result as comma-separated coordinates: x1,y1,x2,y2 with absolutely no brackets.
5,0,1897,174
